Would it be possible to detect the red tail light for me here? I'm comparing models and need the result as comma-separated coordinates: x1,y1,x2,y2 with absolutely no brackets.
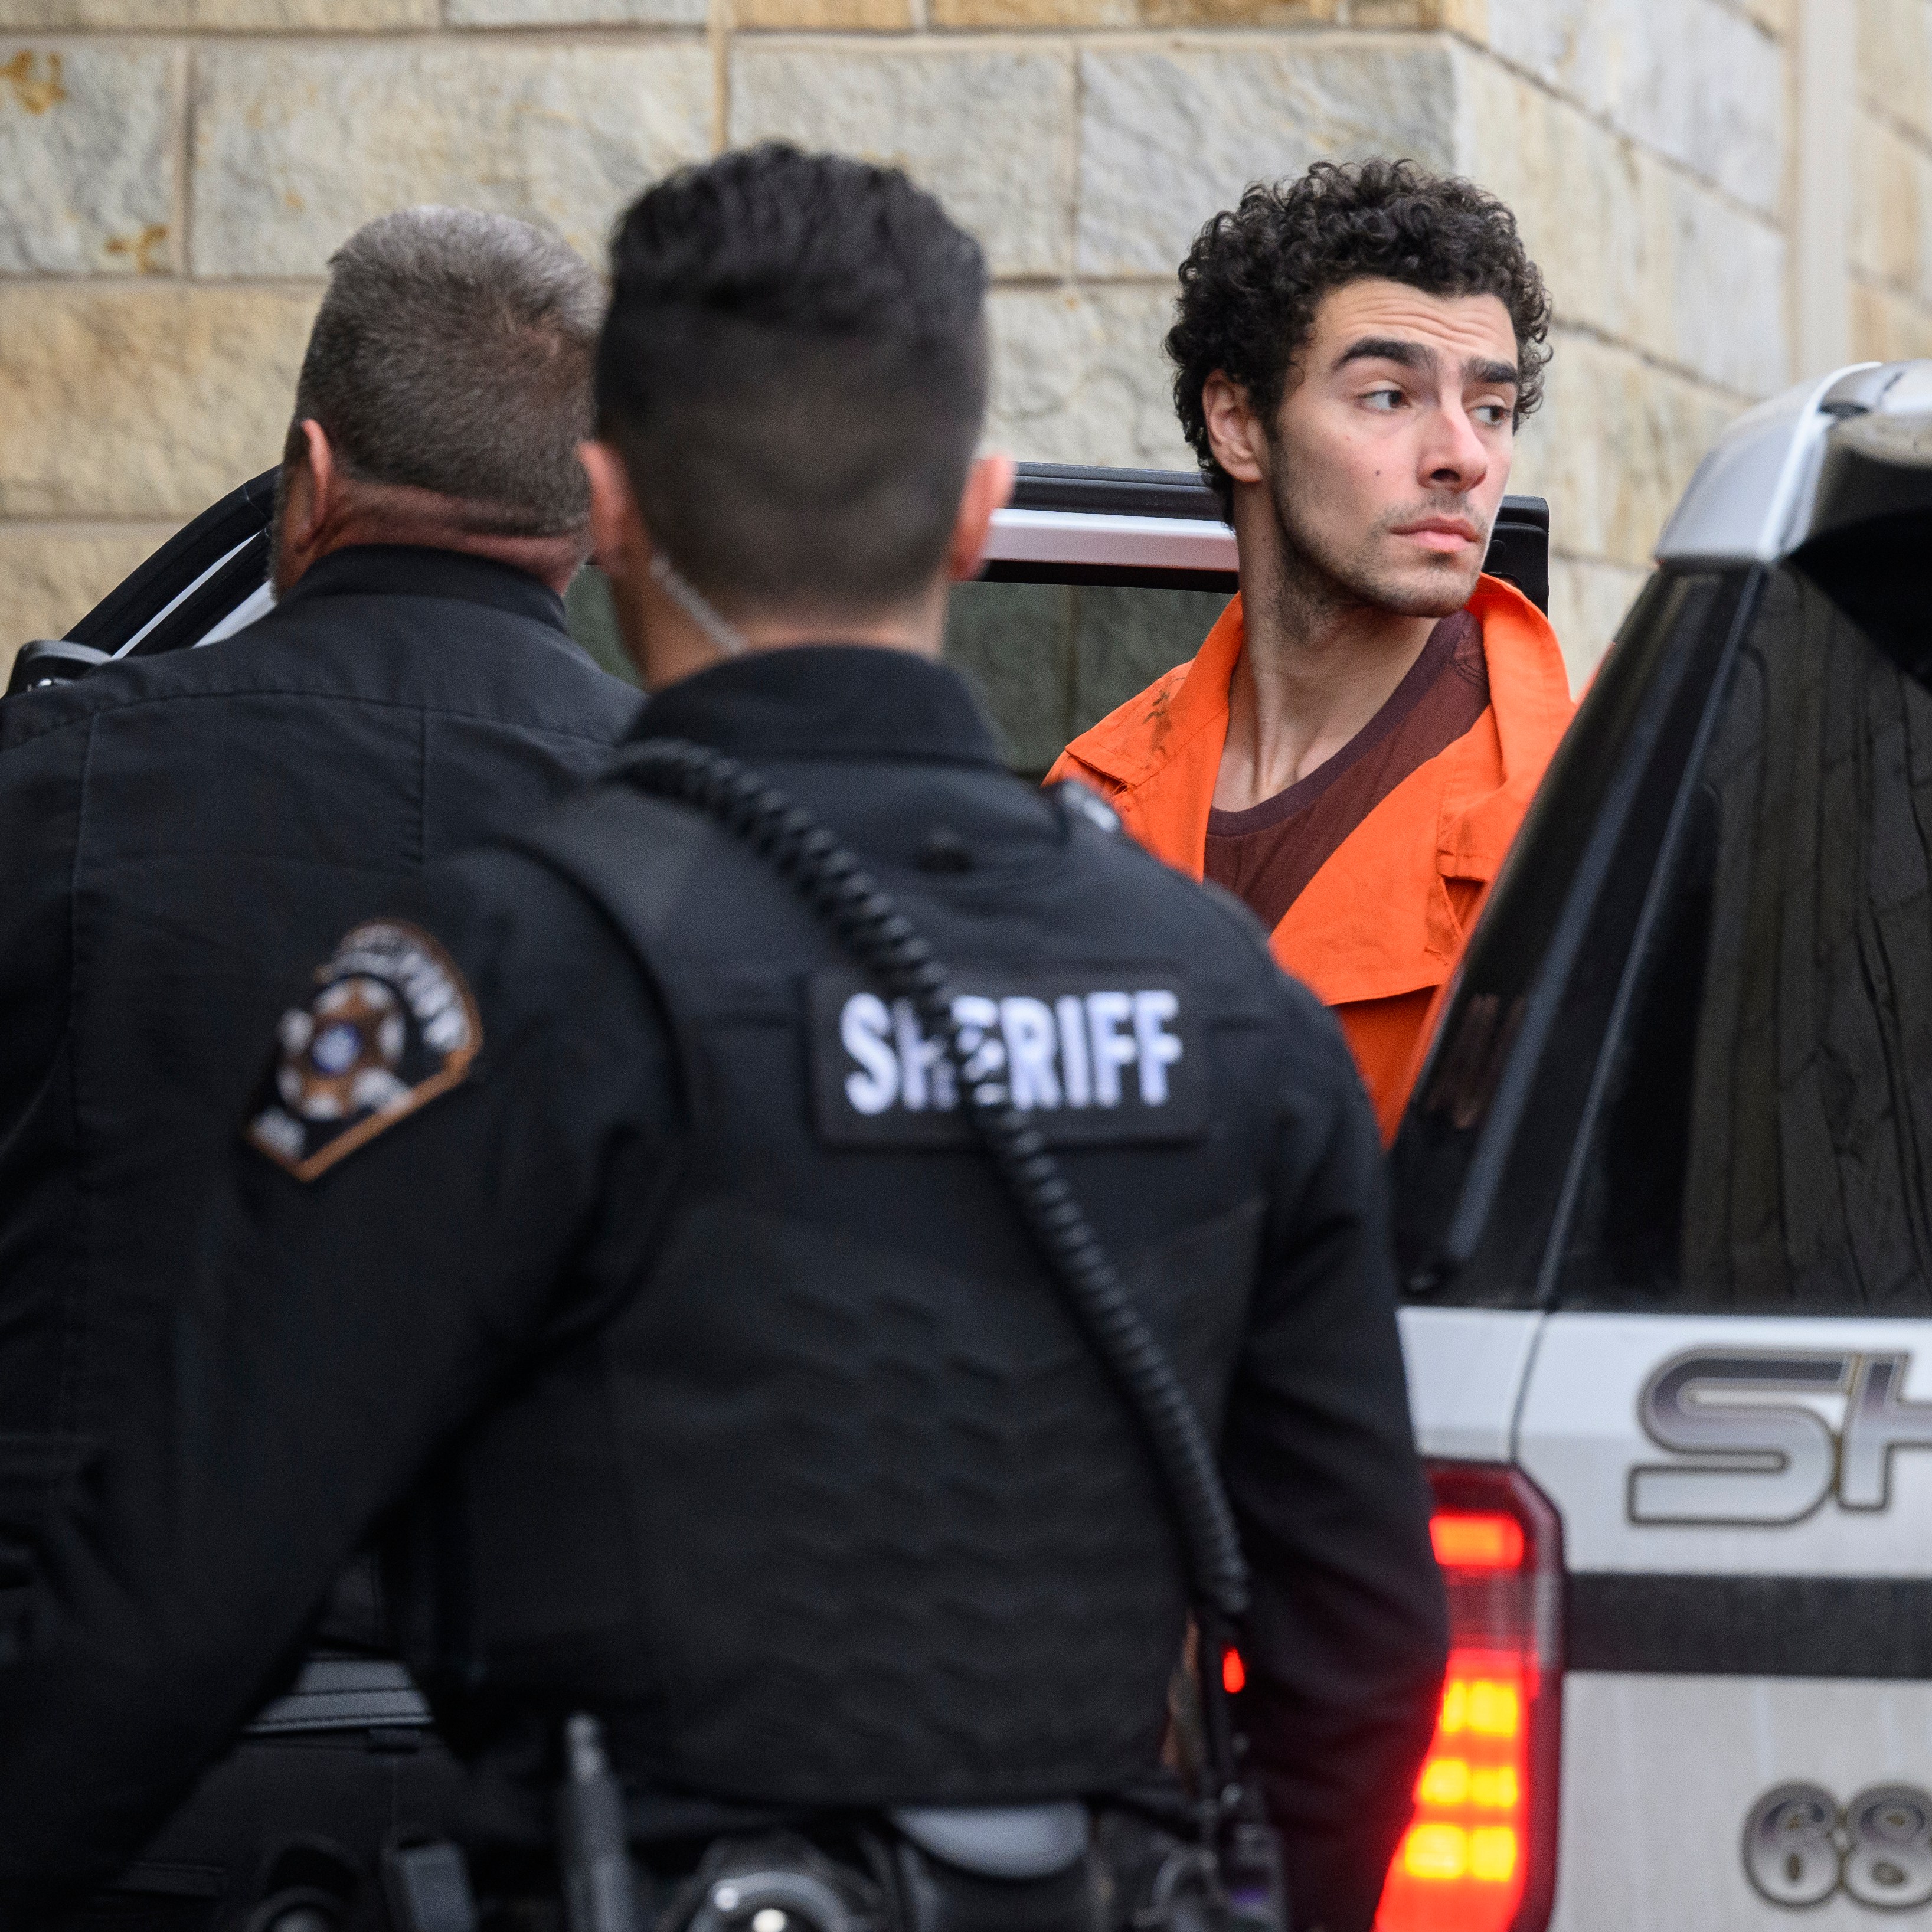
1375,1463,1563,1932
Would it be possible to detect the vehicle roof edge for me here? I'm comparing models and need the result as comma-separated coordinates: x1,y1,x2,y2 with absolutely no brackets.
1652,362,1918,568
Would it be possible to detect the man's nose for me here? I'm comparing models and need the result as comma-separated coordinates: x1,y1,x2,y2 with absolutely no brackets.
1420,403,1490,492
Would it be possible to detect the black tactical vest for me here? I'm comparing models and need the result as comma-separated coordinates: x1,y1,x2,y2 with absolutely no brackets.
393,773,1275,1816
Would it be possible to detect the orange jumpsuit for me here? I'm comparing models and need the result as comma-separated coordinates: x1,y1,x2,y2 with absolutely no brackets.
1046,573,1575,1139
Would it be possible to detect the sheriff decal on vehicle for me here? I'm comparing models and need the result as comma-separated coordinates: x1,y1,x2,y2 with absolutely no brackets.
1630,1349,1932,1524
809,968,1204,1148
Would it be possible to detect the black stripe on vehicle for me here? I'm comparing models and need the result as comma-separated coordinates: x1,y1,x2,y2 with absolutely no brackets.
1569,1573,1932,1678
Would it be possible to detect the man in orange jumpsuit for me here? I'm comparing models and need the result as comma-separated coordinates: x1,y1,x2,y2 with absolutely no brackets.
1050,159,1574,1139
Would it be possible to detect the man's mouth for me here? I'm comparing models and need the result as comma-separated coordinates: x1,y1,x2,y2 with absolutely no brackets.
1390,515,1482,554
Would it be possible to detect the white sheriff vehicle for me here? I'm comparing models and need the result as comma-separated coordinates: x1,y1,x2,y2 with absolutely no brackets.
13,360,1932,1932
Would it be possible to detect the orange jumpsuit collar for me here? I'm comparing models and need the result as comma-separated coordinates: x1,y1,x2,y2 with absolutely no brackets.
1060,574,1572,1009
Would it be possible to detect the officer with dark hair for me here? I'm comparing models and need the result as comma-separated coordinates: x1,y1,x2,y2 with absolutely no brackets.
0,148,1446,1932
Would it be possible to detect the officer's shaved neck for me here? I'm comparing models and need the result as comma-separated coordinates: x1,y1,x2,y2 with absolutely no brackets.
578,440,1016,691
273,420,589,597
622,566,953,691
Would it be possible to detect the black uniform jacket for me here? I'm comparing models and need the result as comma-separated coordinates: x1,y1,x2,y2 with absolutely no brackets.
0,545,640,1587
0,646,1445,1932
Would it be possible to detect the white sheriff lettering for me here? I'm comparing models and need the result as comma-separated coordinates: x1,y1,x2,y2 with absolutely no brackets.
835,985,1184,1118
1132,989,1184,1103
841,992,898,1114
1000,998,1061,1109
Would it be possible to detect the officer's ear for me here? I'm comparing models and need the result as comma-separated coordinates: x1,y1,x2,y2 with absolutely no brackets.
947,455,1017,583
579,441,645,584
272,420,341,595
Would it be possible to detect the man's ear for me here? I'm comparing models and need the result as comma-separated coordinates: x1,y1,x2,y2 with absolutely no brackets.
292,420,338,544
579,440,649,581
578,440,670,684
1200,373,1269,488
947,453,1017,583
270,420,336,594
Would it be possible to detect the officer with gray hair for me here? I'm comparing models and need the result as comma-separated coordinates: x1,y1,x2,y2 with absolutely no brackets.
268,205,610,596
0,206,640,1922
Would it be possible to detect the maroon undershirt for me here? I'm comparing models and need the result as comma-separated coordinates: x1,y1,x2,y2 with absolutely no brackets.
1204,612,1489,934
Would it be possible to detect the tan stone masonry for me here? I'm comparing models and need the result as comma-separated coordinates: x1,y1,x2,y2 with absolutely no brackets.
0,0,1926,685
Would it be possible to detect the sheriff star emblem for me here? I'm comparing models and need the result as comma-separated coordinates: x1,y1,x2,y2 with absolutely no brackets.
246,921,481,1181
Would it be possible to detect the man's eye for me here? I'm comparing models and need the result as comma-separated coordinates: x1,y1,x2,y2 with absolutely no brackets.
1364,387,1405,411
1472,401,1512,427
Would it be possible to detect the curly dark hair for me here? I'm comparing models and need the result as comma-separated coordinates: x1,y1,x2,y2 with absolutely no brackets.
1168,159,1551,516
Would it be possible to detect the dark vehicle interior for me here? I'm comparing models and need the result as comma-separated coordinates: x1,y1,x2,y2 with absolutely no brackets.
8,465,1551,792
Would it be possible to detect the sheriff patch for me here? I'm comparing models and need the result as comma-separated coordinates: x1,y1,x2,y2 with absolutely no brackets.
809,967,1205,1148
246,921,481,1182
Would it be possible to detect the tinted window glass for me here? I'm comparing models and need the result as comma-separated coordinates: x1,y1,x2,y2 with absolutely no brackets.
943,581,1230,780
564,567,1231,783
565,567,636,687
1392,570,1743,1306
1558,567,1932,1313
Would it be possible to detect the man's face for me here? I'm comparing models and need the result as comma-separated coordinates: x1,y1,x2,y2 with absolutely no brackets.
1258,278,1521,618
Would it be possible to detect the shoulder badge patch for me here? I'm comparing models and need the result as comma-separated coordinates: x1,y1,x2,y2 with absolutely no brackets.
246,921,482,1182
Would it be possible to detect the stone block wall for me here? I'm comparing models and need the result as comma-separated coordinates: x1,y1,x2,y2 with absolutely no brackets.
1852,0,1932,356
1,0,1926,689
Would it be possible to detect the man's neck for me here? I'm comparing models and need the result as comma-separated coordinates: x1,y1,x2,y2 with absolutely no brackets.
625,569,949,691
279,484,587,597
1214,524,1439,815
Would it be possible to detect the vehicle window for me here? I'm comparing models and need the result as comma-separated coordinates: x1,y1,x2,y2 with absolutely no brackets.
1392,569,1744,1307
565,567,1232,785
565,567,636,687
1557,567,1932,1314
944,581,1230,781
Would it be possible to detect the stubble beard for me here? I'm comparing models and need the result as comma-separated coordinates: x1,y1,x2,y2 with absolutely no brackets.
1261,456,1489,640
